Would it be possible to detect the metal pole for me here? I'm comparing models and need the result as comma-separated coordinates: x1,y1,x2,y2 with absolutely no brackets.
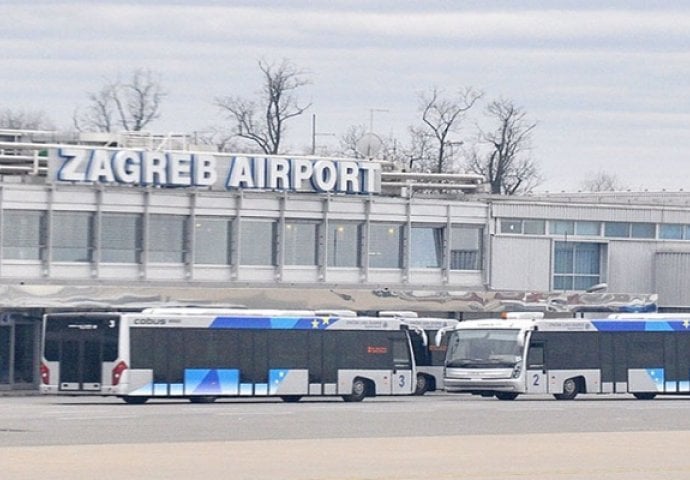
311,114,316,155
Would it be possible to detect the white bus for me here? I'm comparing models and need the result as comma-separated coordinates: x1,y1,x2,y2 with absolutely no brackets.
379,312,458,395
40,309,416,404
440,313,690,400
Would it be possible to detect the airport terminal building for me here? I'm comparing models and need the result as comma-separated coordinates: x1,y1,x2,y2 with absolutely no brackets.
1,129,686,390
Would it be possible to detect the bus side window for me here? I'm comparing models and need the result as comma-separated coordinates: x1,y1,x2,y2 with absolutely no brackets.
527,342,544,369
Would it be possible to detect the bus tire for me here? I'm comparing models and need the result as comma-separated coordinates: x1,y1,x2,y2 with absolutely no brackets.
495,392,519,400
189,396,217,404
633,392,657,400
121,396,148,405
414,374,429,395
280,395,302,403
342,378,368,402
554,378,579,400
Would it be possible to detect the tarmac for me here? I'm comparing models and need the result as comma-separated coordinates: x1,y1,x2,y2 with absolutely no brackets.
2,431,689,480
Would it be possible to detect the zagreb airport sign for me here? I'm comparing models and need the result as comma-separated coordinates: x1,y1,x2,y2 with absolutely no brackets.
49,148,382,194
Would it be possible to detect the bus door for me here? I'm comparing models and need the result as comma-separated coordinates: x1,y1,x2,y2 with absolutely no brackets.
391,335,414,395
526,341,548,394
59,326,104,391
47,316,119,392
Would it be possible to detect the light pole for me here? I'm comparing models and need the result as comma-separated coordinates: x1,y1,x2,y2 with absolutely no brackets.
368,108,389,132
444,141,464,164
311,113,335,155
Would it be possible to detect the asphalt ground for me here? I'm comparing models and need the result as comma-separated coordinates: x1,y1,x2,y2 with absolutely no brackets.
2,394,689,479
3,432,690,480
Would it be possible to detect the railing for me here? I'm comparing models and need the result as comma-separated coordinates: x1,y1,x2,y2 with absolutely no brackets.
380,171,487,195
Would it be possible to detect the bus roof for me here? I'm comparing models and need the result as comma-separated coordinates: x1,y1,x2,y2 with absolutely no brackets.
447,315,690,333
398,317,459,329
123,312,413,331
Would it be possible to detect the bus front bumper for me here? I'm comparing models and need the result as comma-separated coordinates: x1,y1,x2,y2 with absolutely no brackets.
443,368,522,393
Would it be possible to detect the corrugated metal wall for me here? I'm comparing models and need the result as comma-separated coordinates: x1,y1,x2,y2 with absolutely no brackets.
607,242,656,294
655,251,690,306
490,236,551,291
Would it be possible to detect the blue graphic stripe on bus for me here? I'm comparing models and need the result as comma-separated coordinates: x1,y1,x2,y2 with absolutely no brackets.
210,316,338,330
647,368,664,391
184,368,239,395
269,369,288,395
592,320,690,332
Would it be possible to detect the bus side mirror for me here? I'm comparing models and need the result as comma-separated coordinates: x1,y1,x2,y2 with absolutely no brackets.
434,329,447,347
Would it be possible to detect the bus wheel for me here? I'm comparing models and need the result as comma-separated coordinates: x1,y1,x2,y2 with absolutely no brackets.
554,378,579,400
342,378,368,402
495,392,519,401
280,395,302,403
414,374,429,395
189,396,217,404
121,396,148,405
633,392,657,400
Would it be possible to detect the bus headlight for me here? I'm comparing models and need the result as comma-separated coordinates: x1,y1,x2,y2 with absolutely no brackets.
512,364,522,378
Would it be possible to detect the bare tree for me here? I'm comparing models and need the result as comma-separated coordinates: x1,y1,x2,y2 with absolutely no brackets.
413,86,482,173
74,69,165,132
190,126,249,153
405,126,437,171
580,170,625,192
216,59,311,155
73,85,115,132
466,98,540,195
338,124,368,159
0,108,54,130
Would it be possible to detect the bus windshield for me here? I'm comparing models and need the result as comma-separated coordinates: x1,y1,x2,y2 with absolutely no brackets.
446,329,521,368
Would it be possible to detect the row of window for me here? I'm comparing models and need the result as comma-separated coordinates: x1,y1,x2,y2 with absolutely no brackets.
3,211,483,270
502,218,690,240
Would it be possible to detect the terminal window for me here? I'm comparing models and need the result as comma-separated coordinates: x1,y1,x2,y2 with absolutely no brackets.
327,223,361,267
3,210,45,260
553,241,602,290
194,217,232,265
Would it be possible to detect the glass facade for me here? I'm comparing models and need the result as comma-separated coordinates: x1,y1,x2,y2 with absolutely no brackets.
0,314,39,389
450,226,482,270
660,224,684,239
410,226,443,268
604,222,629,238
148,214,186,263
3,210,44,260
101,213,142,263
194,217,232,265
284,221,318,266
631,223,655,239
369,223,403,268
0,211,486,273
240,220,276,266
523,220,545,235
575,221,600,236
553,241,602,291
327,222,361,267
6,207,690,277
0,326,9,384
500,219,522,233
551,221,575,235
8,202,690,298
52,212,93,262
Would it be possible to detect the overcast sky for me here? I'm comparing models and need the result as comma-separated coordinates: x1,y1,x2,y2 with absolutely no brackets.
4,1,690,191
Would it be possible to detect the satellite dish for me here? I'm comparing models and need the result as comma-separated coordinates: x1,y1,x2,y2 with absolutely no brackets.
586,283,608,293
355,132,383,158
